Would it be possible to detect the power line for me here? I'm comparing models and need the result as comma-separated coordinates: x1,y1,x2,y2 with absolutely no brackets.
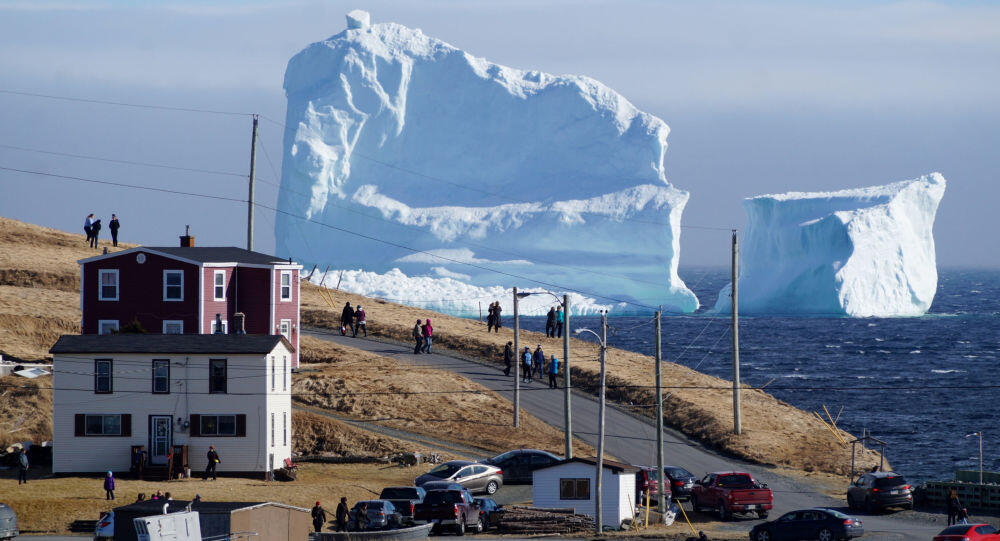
0,143,247,178
0,89,252,117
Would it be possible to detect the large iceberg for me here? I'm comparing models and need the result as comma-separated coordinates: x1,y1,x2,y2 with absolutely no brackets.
276,11,698,314
713,173,946,317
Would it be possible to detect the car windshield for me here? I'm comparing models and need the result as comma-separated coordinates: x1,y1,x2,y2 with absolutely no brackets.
717,474,755,488
874,476,907,488
427,464,463,478
939,526,972,535
424,491,464,505
380,488,418,499
490,451,518,463
666,467,692,478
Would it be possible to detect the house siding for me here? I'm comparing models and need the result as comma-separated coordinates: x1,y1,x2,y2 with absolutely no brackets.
234,267,272,335
52,343,293,474
202,266,236,333
532,462,636,528
271,268,299,368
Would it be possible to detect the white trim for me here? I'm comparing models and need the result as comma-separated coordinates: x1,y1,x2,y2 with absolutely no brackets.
279,271,292,301
204,262,303,270
98,269,119,301
279,319,291,343
163,269,184,302
213,270,227,301
162,320,184,334
97,320,119,335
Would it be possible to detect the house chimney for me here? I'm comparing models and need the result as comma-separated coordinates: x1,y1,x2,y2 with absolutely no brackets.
179,225,195,248
214,314,224,334
233,312,246,335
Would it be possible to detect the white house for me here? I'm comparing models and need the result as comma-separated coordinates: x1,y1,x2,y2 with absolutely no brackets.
532,458,638,529
50,334,294,476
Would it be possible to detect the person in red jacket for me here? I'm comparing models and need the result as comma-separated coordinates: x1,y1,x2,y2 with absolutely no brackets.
421,319,433,353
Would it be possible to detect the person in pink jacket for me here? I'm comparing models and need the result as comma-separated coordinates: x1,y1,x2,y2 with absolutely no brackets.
421,319,433,353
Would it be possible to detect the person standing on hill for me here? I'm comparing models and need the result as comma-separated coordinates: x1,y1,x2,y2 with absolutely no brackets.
413,319,423,354
336,497,349,531
503,341,513,376
492,301,502,332
421,319,434,353
548,355,559,388
84,214,95,245
545,307,556,338
354,305,367,337
486,302,496,332
90,218,102,249
109,214,120,247
556,306,564,338
533,345,545,379
340,302,355,336
204,446,220,480
311,501,327,532
16,448,28,484
104,471,116,500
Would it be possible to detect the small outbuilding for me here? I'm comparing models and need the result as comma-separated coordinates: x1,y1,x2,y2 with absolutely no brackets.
112,500,309,541
531,457,638,529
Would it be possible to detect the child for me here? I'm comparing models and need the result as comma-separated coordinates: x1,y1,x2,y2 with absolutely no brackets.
104,471,116,500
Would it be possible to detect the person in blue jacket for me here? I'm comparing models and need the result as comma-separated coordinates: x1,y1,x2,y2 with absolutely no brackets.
521,347,532,383
548,355,559,388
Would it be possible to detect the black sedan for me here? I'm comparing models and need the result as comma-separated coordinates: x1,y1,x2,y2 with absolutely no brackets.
664,465,698,501
480,449,561,484
473,498,503,530
750,508,863,541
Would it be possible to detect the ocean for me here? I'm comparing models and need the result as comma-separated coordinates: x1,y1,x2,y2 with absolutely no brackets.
517,268,1000,483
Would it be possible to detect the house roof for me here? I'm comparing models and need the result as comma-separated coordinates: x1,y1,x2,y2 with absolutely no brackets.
49,334,294,354
537,457,639,474
78,246,297,267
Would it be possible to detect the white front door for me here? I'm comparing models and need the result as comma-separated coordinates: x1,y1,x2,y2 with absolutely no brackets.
149,416,172,465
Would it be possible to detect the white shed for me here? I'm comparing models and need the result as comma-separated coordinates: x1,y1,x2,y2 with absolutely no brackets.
531,457,638,529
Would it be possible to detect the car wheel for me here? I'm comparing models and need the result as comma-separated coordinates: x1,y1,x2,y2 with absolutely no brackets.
818,528,833,541
486,480,499,495
757,511,768,520
846,494,856,511
475,517,484,534
716,501,730,521
455,516,465,536
753,528,771,541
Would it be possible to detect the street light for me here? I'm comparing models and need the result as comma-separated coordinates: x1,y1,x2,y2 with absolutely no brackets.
575,312,607,535
966,431,983,484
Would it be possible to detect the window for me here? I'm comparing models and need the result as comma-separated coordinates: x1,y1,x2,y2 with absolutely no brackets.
270,412,275,447
209,359,227,393
279,271,292,300
163,320,183,334
200,414,237,436
98,320,119,335
213,270,226,301
152,359,170,394
283,357,288,391
283,412,287,446
279,319,291,341
98,269,119,301
78,414,127,436
211,319,228,334
94,359,112,393
270,356,276,391
163,270,184,301
559,478,591,500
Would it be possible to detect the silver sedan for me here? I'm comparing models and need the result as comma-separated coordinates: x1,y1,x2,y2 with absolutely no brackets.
414,460,504,495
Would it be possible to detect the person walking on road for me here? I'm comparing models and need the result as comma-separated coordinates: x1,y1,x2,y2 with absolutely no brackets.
555,306,564,338
204,445,220,480
16,448,28,484
503,341,513,376
947,489,961,525
341,302,355,336
354,305,367,337
413,319,424,354
522,347,532,383
84,213,95,246
545,307,556,338
311,501,327,532
336,497,349,532
104,471,116,500
109,214,121,247
90,218,102,248
533,345,545,378
548,355,559,388
421,319,434,353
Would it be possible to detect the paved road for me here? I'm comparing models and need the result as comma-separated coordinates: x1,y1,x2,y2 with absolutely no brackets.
306,329,944,540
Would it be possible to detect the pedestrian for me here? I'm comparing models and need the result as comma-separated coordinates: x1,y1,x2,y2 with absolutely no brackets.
193,494,202,503
545,307,556,338
104,471,116,500
492,301,502,332
336,497,349,532
311,501,327,533
84,213,94,245
947,489,961,525
109,214,120,247
356,502,370,531
90,218,102,249
556,306,564,338
164,492,172,500
503,341,513,376
413,319,423,354
421,319,433,353
548,355,559,388
17,448,28,484
533,345,545,378
958,506,970,525
354,305,367,337
486,302,497,333
136,493,146,502
522,347,532,383
341,302,355,336
204,445,220,480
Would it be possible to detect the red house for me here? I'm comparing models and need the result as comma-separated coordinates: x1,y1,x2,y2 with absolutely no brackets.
79,237,302,367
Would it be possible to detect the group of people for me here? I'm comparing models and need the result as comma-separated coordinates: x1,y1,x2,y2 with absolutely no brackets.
486,301,503,332
84,213,121,249
412,318,434,353
544,306,565,338
340,302,368,337
134,490,195,503
311,497,351,532
502,342,559,388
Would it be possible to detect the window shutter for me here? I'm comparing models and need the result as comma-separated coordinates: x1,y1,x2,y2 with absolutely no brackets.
236,414,247,437
190,414,201,437
122,414,132,437
75,414,86,436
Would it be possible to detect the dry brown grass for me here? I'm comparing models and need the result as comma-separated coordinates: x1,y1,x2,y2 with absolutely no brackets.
0,375,53,449
292,409,441,458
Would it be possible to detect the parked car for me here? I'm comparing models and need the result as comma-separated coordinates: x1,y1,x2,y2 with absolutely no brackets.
480,449,561,484
933,524,1000,541
635,466,672,503
415,460,504,495
94,510,114,540
750,508,864,541
413,489,482,535
691,471,773,520
420,481,465,492
348,500,404,531
378,486,427,525
473,498,503,531
664,466,698,501
846,472,913,512
0,504,18,541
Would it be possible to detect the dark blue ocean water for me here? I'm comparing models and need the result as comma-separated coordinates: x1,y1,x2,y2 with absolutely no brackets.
517,268,1000,483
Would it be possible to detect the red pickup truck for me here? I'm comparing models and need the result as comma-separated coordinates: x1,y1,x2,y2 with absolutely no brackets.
690,471,772,520
413,489,482,535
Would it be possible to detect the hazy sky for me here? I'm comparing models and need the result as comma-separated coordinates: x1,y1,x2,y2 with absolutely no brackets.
0,0,997,267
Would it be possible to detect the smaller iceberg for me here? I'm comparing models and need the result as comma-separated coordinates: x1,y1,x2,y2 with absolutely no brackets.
713,173,946,317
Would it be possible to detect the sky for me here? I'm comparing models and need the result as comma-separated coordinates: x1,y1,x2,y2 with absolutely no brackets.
0,0,997,268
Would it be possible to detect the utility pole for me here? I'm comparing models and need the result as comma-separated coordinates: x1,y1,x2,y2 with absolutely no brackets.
595,311,607,535
247,114,259,251
732,230,742,435
563,294,572,459
654,308,666,514
513,287,520,428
